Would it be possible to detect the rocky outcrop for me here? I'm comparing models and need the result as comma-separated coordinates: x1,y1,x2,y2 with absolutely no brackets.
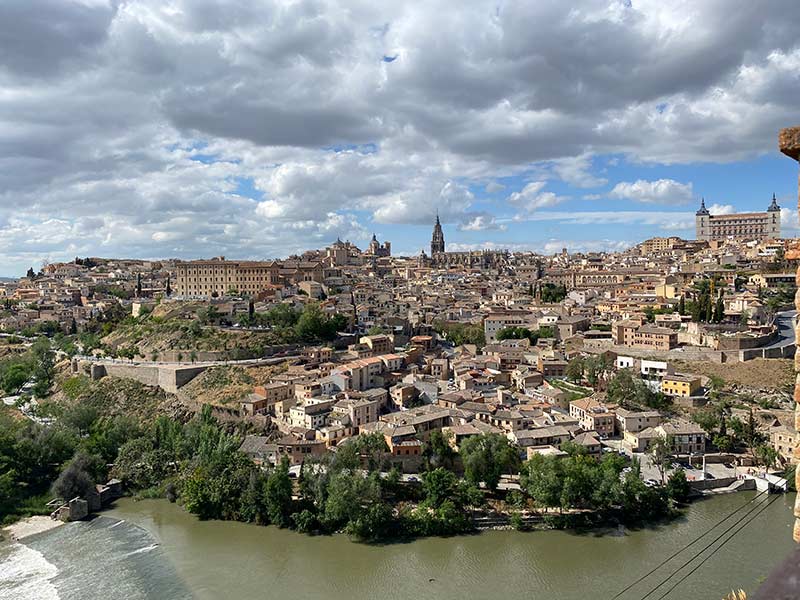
779,126,800,543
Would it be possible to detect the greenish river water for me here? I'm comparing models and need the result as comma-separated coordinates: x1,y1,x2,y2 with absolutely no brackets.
2,492,795,599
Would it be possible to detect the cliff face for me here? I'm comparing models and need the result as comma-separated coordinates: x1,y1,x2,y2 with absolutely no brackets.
778,126,800,543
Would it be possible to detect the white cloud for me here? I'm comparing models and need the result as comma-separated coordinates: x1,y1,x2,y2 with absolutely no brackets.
1,1,800,272
550,154,608,188
780,207,799,233
458,215,507,232
708,203,735,215
507,182,568,216
608,179,694,204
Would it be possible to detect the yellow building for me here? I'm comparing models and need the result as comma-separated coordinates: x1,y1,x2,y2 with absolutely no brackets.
661,374,701,397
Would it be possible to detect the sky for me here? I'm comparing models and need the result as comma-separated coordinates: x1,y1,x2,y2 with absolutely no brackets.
2,0,800,276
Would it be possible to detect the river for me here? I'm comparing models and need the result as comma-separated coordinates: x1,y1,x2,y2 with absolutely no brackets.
2,492,795,599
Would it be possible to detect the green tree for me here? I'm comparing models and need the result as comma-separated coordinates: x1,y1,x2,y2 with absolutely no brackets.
459,434,520,491
565,358,584,383
607,369,669,410
497,327,539,343
353,433,389,471
323,470,381,531
666,469,690,503
421,467,459,508
540,283,567,303
264,458,294,527
754,444,779,470
434,322,485,347
30,338,54,398
52,452,100,501
713,295,725,323
424,430,456,471
713,434,734,453
61,403,100,436
538,325,556,339
1,361,30,394
647,437,672,484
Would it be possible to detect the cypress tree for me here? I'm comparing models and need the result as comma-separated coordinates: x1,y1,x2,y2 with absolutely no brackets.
714,296,725,323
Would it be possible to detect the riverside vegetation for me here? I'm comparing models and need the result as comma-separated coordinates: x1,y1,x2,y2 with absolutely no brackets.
1,309,690,539
1,390,691,540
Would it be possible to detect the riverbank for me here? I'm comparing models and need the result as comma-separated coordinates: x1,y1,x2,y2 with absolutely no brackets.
1,516,63,541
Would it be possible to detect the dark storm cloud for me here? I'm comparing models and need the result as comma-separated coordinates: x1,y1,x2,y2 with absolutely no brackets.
0,0,117,77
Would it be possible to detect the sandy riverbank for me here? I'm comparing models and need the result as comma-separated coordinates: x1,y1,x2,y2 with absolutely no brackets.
2,516,64,541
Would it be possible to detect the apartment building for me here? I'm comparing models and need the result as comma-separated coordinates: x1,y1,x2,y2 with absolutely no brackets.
661,374,702,398
570,398,615,438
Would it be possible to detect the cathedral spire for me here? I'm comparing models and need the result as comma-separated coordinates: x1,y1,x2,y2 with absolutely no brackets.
431,212,445,254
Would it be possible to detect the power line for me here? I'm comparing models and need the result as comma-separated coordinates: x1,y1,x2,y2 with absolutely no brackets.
636,493,777,600
651,494,782,600
611,488,770,599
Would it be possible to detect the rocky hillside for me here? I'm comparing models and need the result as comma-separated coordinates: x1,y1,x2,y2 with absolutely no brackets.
179,363,288,407
101,316,292,359
46,364,191,423
673,358,794,414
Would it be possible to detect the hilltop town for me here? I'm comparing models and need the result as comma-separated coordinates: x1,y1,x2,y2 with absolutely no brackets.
1,198,796,536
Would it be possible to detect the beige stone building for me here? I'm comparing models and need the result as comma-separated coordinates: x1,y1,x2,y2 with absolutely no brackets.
569,398,615,438
695,196,781,241
174,257,281,297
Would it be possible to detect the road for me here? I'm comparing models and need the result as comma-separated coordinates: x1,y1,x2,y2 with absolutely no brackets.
763,309,797,350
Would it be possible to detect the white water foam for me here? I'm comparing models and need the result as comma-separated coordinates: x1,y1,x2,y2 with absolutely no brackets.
108,519,125,529
0,542,60,600
123,543,159,557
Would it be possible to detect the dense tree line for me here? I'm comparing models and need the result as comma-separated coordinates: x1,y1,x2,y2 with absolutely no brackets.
0,338,55,397
236,302,349,342
692,403,779,468
521,443,686,525
0,401,141,524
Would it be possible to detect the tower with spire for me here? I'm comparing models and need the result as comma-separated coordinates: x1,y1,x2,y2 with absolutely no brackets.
431,213,445,255
767,193,781,239
695,197,710,241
